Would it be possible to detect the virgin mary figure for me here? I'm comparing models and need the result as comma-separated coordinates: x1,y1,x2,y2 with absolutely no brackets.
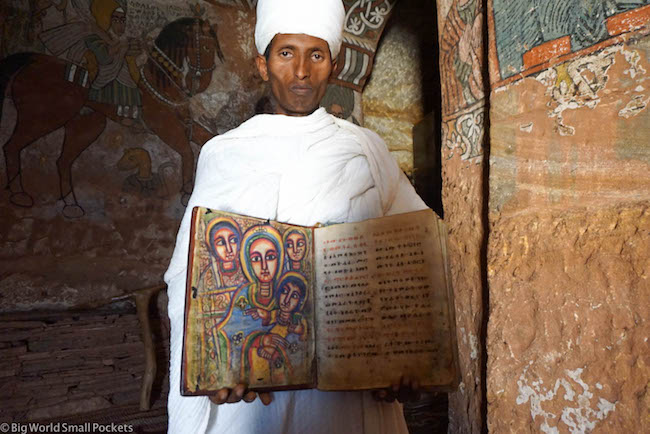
214,224,285,379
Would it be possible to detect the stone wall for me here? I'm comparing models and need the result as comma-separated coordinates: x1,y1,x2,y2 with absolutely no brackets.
363,0,439,175
0,299,169,423
487,2,650,432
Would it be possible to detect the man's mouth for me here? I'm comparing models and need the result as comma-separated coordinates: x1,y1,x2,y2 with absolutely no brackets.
290,84,313,96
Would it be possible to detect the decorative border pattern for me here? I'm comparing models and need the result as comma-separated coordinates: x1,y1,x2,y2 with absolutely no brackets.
334,0,398,91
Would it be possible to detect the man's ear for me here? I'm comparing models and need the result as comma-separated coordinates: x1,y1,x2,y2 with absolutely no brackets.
256,54,269,82
329,58,338,80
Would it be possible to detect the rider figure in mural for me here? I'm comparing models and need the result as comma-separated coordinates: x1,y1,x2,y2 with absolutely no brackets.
39,0,143,123
84,0,142,121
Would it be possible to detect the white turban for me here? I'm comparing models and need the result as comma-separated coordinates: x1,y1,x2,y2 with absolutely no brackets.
255,0,346,59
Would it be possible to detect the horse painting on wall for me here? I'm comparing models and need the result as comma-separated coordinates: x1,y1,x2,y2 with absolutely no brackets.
1,0,225,218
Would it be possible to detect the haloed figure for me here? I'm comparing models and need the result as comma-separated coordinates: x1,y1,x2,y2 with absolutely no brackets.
283,228,308,271
249,237,279,298
239,225,285,309
209,219,240,274
196,217,245,384
202,217,245,289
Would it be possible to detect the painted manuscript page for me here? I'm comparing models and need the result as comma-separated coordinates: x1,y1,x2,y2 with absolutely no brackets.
314,209,458,390
182,208,316,394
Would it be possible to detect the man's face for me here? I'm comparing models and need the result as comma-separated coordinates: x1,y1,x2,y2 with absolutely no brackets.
256,33,335,116
249,238,278,284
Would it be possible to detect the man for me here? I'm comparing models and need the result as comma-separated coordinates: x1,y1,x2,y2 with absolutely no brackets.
164,0,428,432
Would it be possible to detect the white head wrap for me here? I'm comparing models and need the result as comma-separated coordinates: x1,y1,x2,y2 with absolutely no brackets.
255,0,346,59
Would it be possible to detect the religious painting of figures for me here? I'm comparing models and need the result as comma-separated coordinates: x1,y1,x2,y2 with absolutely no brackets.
182,207,460,395
182,208,316,393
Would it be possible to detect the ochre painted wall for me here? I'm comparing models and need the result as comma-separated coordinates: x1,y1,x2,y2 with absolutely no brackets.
487,2,650,432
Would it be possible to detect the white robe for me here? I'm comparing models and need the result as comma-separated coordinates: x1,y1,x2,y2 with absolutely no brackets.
164,108,428,434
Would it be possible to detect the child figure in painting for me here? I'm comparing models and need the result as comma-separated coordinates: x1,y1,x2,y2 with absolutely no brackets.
242,272,309,386
283,228,309,272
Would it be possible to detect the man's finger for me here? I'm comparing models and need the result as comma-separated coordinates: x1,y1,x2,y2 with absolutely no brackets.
226,384,246,403
211,388,229,405
259,392,273,406
243,391,257,403
372,389,387,402
395,376,409,403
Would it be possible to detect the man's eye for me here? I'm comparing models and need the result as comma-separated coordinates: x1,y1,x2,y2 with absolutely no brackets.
312,53,323,60
251,255,261,262
280,51,291,57
267,253,277,260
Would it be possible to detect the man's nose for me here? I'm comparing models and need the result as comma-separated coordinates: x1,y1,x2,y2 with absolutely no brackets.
261,258,268,271
295,56,310,79
226,242,233,254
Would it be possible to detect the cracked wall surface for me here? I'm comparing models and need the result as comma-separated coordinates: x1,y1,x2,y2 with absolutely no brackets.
436,0,487,432
487,4,650,432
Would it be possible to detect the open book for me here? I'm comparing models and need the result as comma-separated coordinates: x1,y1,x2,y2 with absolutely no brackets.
181,207,459,395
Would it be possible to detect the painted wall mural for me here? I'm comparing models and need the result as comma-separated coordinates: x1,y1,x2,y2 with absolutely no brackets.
487,2,650,433
0,0,395,311
438,0,485,163
332,0,397,91
490,0,650,84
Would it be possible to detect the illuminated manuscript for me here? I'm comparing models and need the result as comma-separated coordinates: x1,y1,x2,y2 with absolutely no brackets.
181,208,458,395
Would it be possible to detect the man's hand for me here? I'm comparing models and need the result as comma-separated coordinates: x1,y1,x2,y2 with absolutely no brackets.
208,384,272,406
371,376,421,403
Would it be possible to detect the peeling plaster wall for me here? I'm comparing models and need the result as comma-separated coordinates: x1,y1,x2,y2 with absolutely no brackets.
487,4,650,432
436,0,487,432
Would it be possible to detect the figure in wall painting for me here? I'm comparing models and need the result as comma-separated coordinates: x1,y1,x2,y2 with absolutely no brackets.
320,84,360,125
242,272,309,386
1,3,224,218
39,0,143,123
492,0,649,80
116,147,174,198
439,0,483,116
283,227,308,272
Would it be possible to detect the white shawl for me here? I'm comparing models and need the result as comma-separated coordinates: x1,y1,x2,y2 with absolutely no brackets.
164,108,427,434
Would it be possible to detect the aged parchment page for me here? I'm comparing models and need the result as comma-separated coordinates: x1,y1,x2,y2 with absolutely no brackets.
314,209,457,390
